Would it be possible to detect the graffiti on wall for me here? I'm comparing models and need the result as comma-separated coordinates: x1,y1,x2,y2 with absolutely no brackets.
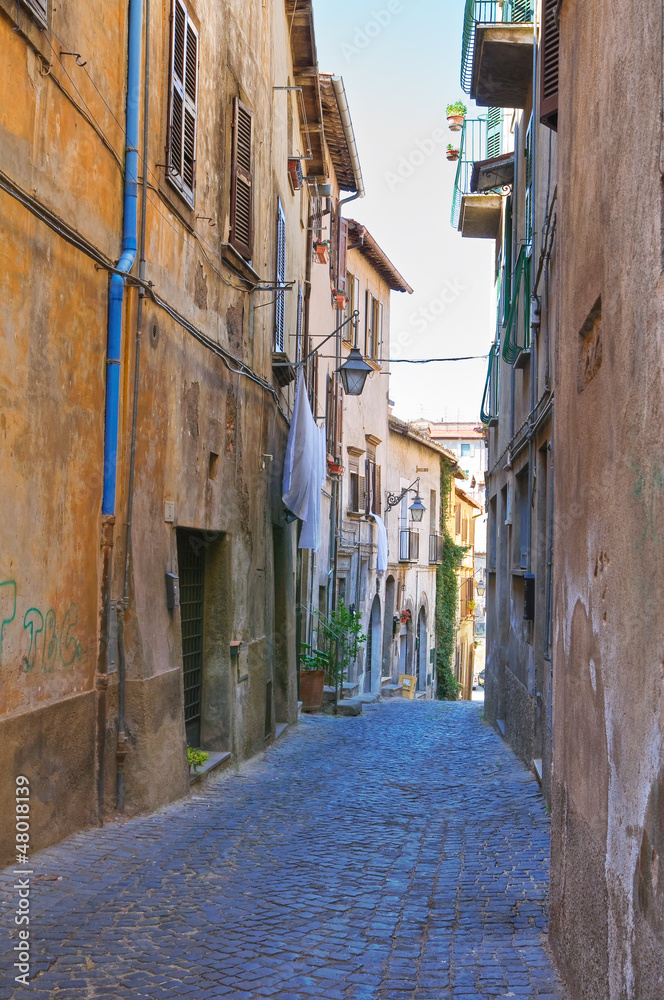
0,580,83,672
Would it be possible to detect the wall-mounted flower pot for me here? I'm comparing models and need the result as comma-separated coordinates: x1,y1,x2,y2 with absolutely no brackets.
299,669,326,712
447,114,465,132
314,243,329,264
446,150,460,161
328,461,344,476
333,292,347,310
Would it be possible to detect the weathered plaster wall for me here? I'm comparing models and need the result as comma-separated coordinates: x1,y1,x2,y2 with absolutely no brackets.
551,2,664,997
0,0,303,864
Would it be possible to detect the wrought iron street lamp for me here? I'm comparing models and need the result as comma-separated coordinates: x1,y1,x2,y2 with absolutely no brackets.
338,345,372,396
385,477,427,521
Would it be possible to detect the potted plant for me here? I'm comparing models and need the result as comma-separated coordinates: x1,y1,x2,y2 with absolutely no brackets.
400,608,412,625
314,239,330,264
299,644,329,712
187,746,209,774
446,144,460,161
446,100,467,131
327,455,344,476
332,288,347,310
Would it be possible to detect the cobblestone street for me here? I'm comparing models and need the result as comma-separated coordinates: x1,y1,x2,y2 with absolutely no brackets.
0,701,567,999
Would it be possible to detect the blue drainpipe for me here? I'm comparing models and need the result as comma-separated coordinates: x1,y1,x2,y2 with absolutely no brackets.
102,0,143,515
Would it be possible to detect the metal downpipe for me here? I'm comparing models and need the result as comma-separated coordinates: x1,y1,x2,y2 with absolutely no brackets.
109,0,144,813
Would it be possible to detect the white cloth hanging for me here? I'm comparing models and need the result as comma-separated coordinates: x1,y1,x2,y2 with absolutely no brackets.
369,513,388,573
282,372,325,552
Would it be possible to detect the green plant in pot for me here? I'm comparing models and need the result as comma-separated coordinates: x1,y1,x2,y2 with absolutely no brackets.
446,100,467,131
187,746,209,773
299,644,329,712
326,600,367,692
446,143,460,161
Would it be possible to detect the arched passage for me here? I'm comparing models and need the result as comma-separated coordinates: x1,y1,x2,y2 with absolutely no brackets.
365,594,382,694
417,607,427,691
382,576,396,681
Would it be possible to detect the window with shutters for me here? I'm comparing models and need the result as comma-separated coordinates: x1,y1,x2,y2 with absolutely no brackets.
230,98,254,258
455,503,461,537
335,217,348,296
345,273,360,343
348,464,366,515
326,375,343,461
274,199,286,351
22,0,48,23
364,294,382,360
540,0,559,131
167,0,198,207
362,458,381,517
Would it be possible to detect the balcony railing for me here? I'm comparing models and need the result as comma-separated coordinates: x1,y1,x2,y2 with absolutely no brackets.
461,0,534,94
429,532,444,565
450,112,503,229
399,528,420,563
502,245,532,364
480,343,500,425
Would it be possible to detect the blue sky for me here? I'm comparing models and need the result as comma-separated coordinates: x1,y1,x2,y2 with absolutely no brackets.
311,0,494,423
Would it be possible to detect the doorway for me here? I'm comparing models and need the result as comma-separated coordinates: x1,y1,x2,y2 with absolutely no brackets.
417,608,427,691
365,594,381,693
177,530,206,747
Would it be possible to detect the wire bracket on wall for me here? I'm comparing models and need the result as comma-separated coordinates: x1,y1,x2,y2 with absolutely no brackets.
59,51,87,67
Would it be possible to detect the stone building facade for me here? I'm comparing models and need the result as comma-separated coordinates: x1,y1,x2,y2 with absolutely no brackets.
0,0,329,864
549,2,664,997
454,0,557,800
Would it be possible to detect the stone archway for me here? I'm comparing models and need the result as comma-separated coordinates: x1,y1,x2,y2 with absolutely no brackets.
417,606,427,692
365,594,381,694
382,576,396,681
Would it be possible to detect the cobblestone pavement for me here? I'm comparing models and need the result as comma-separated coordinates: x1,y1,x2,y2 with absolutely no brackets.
0,700,568,999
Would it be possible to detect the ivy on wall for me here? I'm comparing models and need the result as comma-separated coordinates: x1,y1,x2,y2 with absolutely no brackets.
435,460,467,700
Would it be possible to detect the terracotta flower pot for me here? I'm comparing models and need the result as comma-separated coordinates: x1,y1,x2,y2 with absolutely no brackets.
315,244,329,264
299,669,326,712
447,114,465,132
334,291,347,310
446,150,460,161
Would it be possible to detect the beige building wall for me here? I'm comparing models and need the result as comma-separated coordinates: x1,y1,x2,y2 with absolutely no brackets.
549,2,664,997
0,0,312,864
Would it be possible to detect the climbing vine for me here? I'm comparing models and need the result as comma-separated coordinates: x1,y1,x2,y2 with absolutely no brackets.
435,460,466,700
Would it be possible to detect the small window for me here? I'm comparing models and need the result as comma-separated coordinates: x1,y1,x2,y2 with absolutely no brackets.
348,467,366,515
274,199,286,351
461,443,471,456
167,0,199,206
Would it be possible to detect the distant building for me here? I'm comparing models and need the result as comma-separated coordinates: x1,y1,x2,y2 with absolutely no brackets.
384,417,459,697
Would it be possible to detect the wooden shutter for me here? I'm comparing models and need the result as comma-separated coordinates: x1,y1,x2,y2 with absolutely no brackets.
365,458,375,516
296,281,303,361
524,115,533,245
540,0,559,130
375,466,382,516
230,97,254,257
486,107,502,159
365,291,373,357
326,374,333,455
358,475,366,514
168,0,198,205
336,217,348,293
455,504,461,536
334,378,343,460
274,199,286,351
24,0,47,23
513,0,532,22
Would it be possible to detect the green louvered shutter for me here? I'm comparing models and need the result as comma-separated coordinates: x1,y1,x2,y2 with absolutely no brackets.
486,108,503,160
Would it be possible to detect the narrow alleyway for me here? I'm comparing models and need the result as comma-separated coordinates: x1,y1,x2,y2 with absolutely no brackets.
0,701,567,1000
